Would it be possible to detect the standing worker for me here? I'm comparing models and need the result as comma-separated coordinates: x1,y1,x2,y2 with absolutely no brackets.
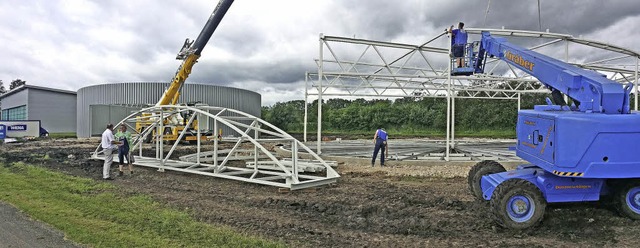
448,22,468,68
115,125,134,176
371,127,388,167
101,124,120,180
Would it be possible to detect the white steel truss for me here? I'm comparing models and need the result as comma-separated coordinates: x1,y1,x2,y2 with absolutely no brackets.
92,105,340,190
306,28,640,159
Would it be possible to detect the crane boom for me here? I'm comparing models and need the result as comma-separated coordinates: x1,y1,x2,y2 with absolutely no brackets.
474,31,632,114
156,0,234,106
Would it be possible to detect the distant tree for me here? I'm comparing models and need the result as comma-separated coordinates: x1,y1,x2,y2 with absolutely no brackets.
9,79,26,90
0,80,6,94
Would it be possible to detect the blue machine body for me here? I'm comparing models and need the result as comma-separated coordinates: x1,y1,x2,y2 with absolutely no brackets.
481,165,606,202
471,31,640,202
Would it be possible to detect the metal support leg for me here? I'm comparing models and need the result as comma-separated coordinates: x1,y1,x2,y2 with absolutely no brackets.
292,141,299,183
214,120,218,167
634,57,640,111
156,108,165,171
451,94,455,149
317,33,324,154
445,34,452,161
197,113,201,165
304,72,309,142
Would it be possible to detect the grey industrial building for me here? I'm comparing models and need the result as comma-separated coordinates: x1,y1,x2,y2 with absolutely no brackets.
76,82,261,137
0,85,77,133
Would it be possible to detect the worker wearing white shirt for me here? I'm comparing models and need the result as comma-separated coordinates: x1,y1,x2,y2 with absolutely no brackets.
101,124,121,180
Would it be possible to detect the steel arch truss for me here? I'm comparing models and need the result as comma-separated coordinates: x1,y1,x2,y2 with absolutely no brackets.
92,105,340,190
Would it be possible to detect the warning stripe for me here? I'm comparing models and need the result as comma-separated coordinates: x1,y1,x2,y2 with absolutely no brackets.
552,170,584,177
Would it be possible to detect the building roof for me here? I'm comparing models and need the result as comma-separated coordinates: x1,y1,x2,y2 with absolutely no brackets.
0,84,77,99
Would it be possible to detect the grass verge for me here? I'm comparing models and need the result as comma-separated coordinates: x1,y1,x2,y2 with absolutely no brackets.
0,162,285,248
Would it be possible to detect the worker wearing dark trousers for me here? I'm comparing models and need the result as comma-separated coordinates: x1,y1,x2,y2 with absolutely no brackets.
448,22,468,68
372,128,388,167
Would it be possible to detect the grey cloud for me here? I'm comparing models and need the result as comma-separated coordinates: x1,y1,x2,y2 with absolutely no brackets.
1,0,638,107
187,59,310,85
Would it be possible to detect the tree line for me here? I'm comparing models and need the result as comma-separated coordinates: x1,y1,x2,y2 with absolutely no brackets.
262,93,552,137
0,79,27,94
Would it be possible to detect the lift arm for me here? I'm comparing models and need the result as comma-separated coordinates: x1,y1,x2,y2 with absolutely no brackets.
156,0,234,106
474,31,632,114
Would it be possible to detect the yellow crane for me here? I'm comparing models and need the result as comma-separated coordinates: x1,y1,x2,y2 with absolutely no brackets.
137,0,234,143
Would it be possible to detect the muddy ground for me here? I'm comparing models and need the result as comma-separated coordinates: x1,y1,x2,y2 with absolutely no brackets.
1,138,637,247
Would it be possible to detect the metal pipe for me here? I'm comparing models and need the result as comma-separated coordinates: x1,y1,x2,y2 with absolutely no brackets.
304,72,309,142
159,108,164,170
317,33,324,154
254,122,259,172
292,141,298,181
529,38,562,51
564,40,569,104
197,113,201,164
584,55,631,66
445,33,452,161
451,94,455,149
214,120,218,167
634,57,640,111
322,35,448,54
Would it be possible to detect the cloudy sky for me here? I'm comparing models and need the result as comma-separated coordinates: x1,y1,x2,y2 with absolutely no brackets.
1,0,638,106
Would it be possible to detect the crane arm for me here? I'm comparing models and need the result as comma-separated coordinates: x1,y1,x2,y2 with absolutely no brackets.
474,31,632,114
156,0,234,106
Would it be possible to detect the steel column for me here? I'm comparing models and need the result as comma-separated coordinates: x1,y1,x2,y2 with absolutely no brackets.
317,33,324,154
445,33,452,161
634,57,640,111
517,93,521,110
304,72,309,142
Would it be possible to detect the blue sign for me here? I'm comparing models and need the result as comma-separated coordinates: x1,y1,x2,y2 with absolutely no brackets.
0,124,5,139
8,125,28,131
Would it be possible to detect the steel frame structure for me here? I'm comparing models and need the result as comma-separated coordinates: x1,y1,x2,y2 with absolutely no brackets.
305,28,640,160
92,105,340,190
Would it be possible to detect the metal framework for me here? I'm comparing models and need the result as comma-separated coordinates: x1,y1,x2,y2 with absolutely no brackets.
306,28,640,159
92,105,340,190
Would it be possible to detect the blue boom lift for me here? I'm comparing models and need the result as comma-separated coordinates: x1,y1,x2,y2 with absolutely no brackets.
465,31,640,229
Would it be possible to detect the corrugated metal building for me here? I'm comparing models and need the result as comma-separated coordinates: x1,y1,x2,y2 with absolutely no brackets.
76,82,261,137
0,85,77,133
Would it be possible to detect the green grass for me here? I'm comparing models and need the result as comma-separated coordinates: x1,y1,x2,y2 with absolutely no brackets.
0,162,285,248
48,132,77,138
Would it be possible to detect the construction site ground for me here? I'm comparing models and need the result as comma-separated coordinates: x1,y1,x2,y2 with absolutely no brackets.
1,138,638,247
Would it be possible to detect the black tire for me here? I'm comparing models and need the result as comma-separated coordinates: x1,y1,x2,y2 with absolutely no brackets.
490,179,546,229
468,160,506,200
613,180,640,220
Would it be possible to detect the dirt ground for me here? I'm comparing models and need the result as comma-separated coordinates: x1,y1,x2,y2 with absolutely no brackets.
1,138,638,247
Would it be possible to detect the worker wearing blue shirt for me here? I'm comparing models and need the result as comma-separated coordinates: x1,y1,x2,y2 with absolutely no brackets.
372,128,388,167
448,22,468,68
